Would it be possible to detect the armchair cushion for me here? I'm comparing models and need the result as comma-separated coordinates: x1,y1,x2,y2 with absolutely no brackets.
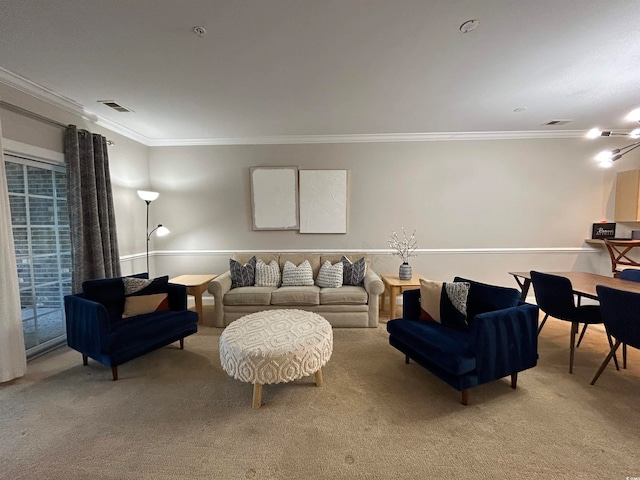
82,277,125,322
454,277,520,320
419,278,470,330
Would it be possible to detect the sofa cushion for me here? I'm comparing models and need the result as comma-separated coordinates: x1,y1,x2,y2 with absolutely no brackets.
271,286,320,305
316,260,344,288
341,256,366,286
419,278,470,330
224,286,276,306
453,277,520,319
282,260,315,286
320,285,367,305
230,256,256,288
386,319,476,376
255,259,281,287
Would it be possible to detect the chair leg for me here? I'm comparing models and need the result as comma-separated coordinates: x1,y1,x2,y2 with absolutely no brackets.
405,354,410,364
179,338,184,350
511,372,518,389
623,343,627,369
460,389,469,406
591,340,622,385
82,354,88,366
575,323,588,347
537,314,549,335
603,325,620,371
111,366,118,381
569,321,578,374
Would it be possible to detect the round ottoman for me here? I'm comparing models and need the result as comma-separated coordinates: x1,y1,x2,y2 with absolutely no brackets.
219,309,333,409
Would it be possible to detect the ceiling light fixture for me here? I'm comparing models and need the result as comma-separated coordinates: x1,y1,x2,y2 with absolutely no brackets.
193,26,206,37
459,19,479,33
587,108,640,168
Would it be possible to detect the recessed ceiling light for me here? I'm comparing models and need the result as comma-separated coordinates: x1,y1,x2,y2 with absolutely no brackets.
460,19,479,33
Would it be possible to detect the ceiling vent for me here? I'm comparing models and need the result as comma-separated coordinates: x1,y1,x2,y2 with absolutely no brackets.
542,119,572,126
97,100,133,113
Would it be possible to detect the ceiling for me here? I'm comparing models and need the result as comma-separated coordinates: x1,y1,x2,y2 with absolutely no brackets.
1,0,640,146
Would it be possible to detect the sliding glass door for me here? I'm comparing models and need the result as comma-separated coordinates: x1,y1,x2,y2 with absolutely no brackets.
5,154,71,358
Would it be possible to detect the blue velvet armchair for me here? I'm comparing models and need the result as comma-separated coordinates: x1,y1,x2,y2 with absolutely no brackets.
387,278,539,405
64,275,199,380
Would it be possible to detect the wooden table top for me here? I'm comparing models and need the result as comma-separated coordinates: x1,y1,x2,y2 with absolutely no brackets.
169,274,217,287
380,274,426,287
509,271,640,299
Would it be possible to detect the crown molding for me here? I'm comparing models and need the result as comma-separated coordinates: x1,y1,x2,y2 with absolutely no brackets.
148,130,586,147
1,67,587,147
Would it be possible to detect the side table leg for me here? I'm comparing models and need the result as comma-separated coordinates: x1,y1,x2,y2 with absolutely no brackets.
252,383,263,409
315,368,324,387
194,292,204,324
389,287,398,320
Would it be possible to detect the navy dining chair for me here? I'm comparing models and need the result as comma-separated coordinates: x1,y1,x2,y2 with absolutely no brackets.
530,271,618,374
591,285,640,385
614,268,640,367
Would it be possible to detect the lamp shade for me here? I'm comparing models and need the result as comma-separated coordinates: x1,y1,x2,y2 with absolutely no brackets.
137,190,159,202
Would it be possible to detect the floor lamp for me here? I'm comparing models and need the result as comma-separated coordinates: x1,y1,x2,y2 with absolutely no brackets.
137,190,169,275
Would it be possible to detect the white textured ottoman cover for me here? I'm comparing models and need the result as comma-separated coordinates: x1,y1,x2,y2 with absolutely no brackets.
219,309,333,408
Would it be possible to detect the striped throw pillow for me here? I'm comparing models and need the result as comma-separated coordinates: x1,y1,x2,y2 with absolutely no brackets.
316,260,344,288
281,260,315,286
255,259,281,287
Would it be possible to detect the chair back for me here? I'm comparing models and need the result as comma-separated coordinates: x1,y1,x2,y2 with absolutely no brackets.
596,285,640,349
603,240,640,276
530,271,576,321
619,268,640,283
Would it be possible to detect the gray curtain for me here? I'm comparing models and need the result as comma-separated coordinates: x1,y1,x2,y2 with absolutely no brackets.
66,125,121,293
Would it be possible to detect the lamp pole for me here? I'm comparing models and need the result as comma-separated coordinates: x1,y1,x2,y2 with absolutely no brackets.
145,200,151,274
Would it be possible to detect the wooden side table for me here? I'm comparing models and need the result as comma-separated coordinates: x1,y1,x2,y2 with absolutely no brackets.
169,274,217,324
380,274,425,321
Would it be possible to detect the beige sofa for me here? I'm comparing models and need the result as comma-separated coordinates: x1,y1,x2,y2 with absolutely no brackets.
208,253,385,328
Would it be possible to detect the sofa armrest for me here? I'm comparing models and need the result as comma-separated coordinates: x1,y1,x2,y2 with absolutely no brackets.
167,283,188,311
64,294,111,358
208,271,232,327
470,303,539,382
363,269,384,296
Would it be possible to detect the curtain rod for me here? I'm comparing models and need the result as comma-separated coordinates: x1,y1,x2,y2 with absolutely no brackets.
0,100,114,144
0,100,68,129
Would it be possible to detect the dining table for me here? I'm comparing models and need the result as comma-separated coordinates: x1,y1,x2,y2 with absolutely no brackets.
508,271,640,302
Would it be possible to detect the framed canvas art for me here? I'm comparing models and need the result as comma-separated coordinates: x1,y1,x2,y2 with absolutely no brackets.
299,169,348,234
250,167,299,230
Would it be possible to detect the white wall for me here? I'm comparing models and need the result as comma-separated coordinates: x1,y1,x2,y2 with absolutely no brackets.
148,137,640,288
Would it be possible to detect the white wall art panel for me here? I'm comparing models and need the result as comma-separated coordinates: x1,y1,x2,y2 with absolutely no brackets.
250,167,299,230
299,169,348,234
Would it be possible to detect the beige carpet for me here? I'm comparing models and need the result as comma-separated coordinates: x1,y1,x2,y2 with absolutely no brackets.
1,307,639,480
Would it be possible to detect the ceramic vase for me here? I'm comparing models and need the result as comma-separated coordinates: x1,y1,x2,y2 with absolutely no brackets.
399,262,412,280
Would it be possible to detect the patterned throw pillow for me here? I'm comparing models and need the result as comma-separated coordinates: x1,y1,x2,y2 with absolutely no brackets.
316,260,344,288
419,278,470,330
281,260,315,286
341,256,366,286
122,276,170,318
255,259,281,287
230,256,256,288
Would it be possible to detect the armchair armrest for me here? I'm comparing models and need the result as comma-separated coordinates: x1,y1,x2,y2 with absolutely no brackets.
64,294,111,359
470,303,539,383
209,271,232,327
